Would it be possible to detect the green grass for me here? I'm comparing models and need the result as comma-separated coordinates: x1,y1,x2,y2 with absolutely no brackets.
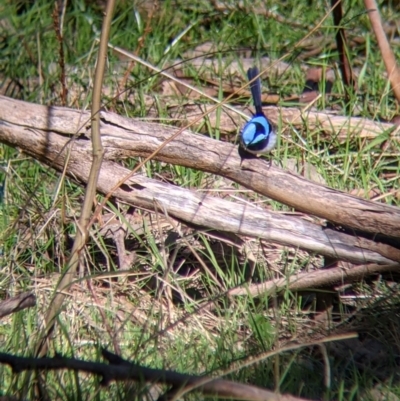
1,0,400,399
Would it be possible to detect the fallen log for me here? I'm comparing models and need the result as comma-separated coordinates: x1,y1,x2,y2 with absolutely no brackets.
0,95,399,265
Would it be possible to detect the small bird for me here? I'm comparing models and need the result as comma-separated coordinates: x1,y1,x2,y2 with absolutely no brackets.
240,67,277,155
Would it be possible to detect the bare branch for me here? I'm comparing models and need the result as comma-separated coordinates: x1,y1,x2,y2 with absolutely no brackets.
0,350,309,401
0,292,36,319
228,263,399,297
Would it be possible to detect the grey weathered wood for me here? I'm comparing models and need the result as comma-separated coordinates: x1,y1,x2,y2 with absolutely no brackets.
0,95,399,264
229,263,399,296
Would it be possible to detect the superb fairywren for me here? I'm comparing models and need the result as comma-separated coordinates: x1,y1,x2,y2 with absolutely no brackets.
240,67,277,155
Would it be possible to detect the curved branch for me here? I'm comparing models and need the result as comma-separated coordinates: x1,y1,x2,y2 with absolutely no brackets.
0,350,308,401
229,262,399,297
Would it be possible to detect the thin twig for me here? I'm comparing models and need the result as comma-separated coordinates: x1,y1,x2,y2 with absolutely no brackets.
169,333,357,400
364,0,400,102
117,1,158,96
331,0,355,105
52,2,68,106
35,0,115,357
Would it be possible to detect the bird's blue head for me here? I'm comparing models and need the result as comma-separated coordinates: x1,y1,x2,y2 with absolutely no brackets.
240,67,277,155
240,114,276,154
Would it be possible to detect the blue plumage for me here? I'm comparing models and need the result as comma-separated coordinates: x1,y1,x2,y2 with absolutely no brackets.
240,67,277,154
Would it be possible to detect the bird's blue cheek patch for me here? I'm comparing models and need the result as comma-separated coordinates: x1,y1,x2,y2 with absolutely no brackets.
241,119,271,146
241,122,257,145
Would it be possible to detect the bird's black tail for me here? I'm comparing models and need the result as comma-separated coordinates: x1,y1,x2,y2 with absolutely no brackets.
247,67,263,115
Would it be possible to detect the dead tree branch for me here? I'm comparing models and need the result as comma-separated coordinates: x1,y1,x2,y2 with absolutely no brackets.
0,349,309,401
0,292,36,319
0,96,399,267
229,262,399,297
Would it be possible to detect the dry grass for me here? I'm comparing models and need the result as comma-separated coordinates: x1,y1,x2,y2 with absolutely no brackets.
0,0,400,399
